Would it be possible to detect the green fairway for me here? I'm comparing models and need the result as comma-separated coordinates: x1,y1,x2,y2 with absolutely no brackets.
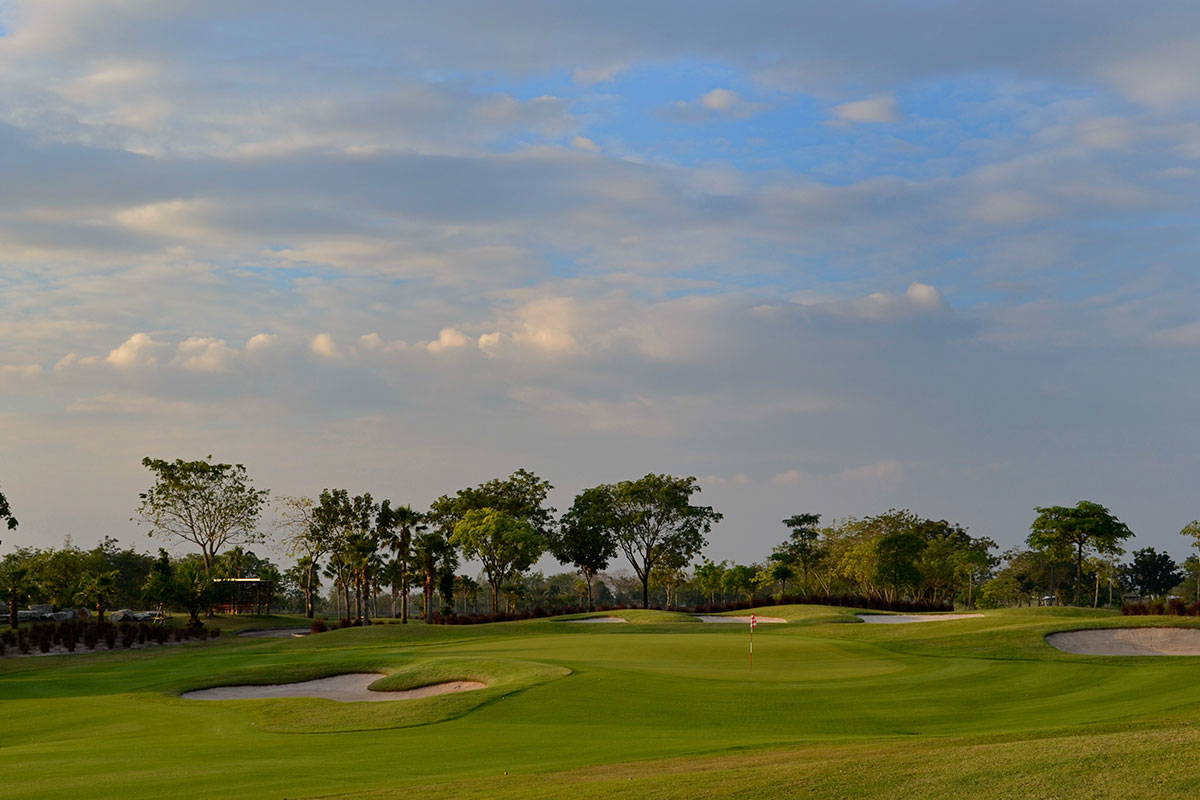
4,606,1200,799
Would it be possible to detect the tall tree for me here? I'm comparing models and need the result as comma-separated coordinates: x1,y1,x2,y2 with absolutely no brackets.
0,483,16,536
1180,521,1200,602
0,551,33,629
608,474,722,609
75,570,119,624
135,456,269,573
427,468,555,539
450,508,544,613
553,486,619,610
1123,547,1184,598
1028,501,1133,605
412,530,457,622
276,495,332,618
377,502,424,623
773,513,823,591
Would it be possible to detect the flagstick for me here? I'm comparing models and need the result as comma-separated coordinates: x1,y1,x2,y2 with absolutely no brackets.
749,622,754,671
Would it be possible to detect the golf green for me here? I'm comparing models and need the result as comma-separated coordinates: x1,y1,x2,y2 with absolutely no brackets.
3,606,1199,799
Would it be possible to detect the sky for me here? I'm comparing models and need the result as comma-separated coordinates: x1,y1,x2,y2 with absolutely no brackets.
2,0,1199,566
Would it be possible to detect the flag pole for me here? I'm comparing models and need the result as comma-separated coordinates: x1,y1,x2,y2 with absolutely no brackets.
749,613,756,670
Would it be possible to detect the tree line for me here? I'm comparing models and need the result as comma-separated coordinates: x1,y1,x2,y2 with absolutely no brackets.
4,470,1200,627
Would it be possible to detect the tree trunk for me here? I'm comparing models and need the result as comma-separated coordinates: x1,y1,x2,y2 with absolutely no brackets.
400,567,409,624
585,571,594,611
9,591,18,629
641,575,649,609
424,574,435,623
490,580,500,615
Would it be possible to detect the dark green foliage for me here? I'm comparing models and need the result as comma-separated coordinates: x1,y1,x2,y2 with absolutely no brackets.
136,456,269,572
1122,547,1184,598
1028,501,1132,605
554,486,620,611
0,483,17,532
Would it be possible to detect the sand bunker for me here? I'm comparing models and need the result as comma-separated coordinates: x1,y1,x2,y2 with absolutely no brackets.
856,613,984,624
238,628,310,638
695,615,787,624
562,616,627,623
1046,627,1200,656
182,673,486,702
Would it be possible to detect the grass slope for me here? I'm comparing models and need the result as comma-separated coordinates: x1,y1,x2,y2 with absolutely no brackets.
2,606,1198,799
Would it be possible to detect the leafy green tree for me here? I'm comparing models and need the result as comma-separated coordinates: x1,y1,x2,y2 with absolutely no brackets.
135,456,269,573
1028,501,1133,605
412,530,457,622
428,468,555,538
607,474,722,609
874,530,926,603
312,489,379,623
0,483,16,534
450,508,543,613
722,563,760,602
377,502,425,623
142,549,175,617
277,495,333,618
174,556,216,626
693,559,728,604
0,550,34,628
75,570,119,624
774,514,823,590
1122,548,1184,598
553,486,619,610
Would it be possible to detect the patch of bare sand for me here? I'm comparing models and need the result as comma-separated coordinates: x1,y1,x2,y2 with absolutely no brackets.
695,615,786,623
182,673,486,702
1046,627,1200,655
856,613,984,624
238,628,310,638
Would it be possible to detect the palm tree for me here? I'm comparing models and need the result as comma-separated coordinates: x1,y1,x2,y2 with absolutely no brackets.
75,570,119,624
378,503,425,624
412,531,456,623
0,557,32,629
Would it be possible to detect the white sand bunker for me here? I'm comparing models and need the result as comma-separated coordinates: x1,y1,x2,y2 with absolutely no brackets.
563,616,627,623
695,615,787,624
1047,627,1200,656
238,628,310,638
857,613,984,624
182,673,485,702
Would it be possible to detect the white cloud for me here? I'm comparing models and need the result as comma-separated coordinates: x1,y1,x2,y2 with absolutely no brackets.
664,88,766,122
831,95,899,124
310,333,340,359
425,327,470,353
104,333,164,368
173,337,238,372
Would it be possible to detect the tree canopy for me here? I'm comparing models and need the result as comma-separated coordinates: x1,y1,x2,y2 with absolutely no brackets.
606,474,722,609
1028,501,1132,604
428,468,555,538
0,483,16,534
553,485,620,610
134,457,269,573
451,508,544,613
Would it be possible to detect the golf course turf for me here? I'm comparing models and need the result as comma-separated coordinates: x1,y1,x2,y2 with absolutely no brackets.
3,605,1200,799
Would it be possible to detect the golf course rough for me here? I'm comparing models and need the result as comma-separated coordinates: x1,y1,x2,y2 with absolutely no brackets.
4,605,1200,799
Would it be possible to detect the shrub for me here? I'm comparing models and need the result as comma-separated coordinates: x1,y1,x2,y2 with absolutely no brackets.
310,618,329,633
1167,598,1187,616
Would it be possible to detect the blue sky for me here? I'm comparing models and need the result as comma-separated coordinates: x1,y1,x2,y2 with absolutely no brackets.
1,0,1199,566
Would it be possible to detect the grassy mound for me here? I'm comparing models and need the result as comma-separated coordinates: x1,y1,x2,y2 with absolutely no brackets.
4,606,1200,798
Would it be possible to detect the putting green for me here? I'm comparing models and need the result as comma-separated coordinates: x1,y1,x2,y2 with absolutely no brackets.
2,606,1199,799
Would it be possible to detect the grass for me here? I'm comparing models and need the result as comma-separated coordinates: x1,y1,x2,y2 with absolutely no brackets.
2,605,1199,798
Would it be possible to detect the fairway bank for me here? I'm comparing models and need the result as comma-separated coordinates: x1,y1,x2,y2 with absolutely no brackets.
3,606,1200,799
